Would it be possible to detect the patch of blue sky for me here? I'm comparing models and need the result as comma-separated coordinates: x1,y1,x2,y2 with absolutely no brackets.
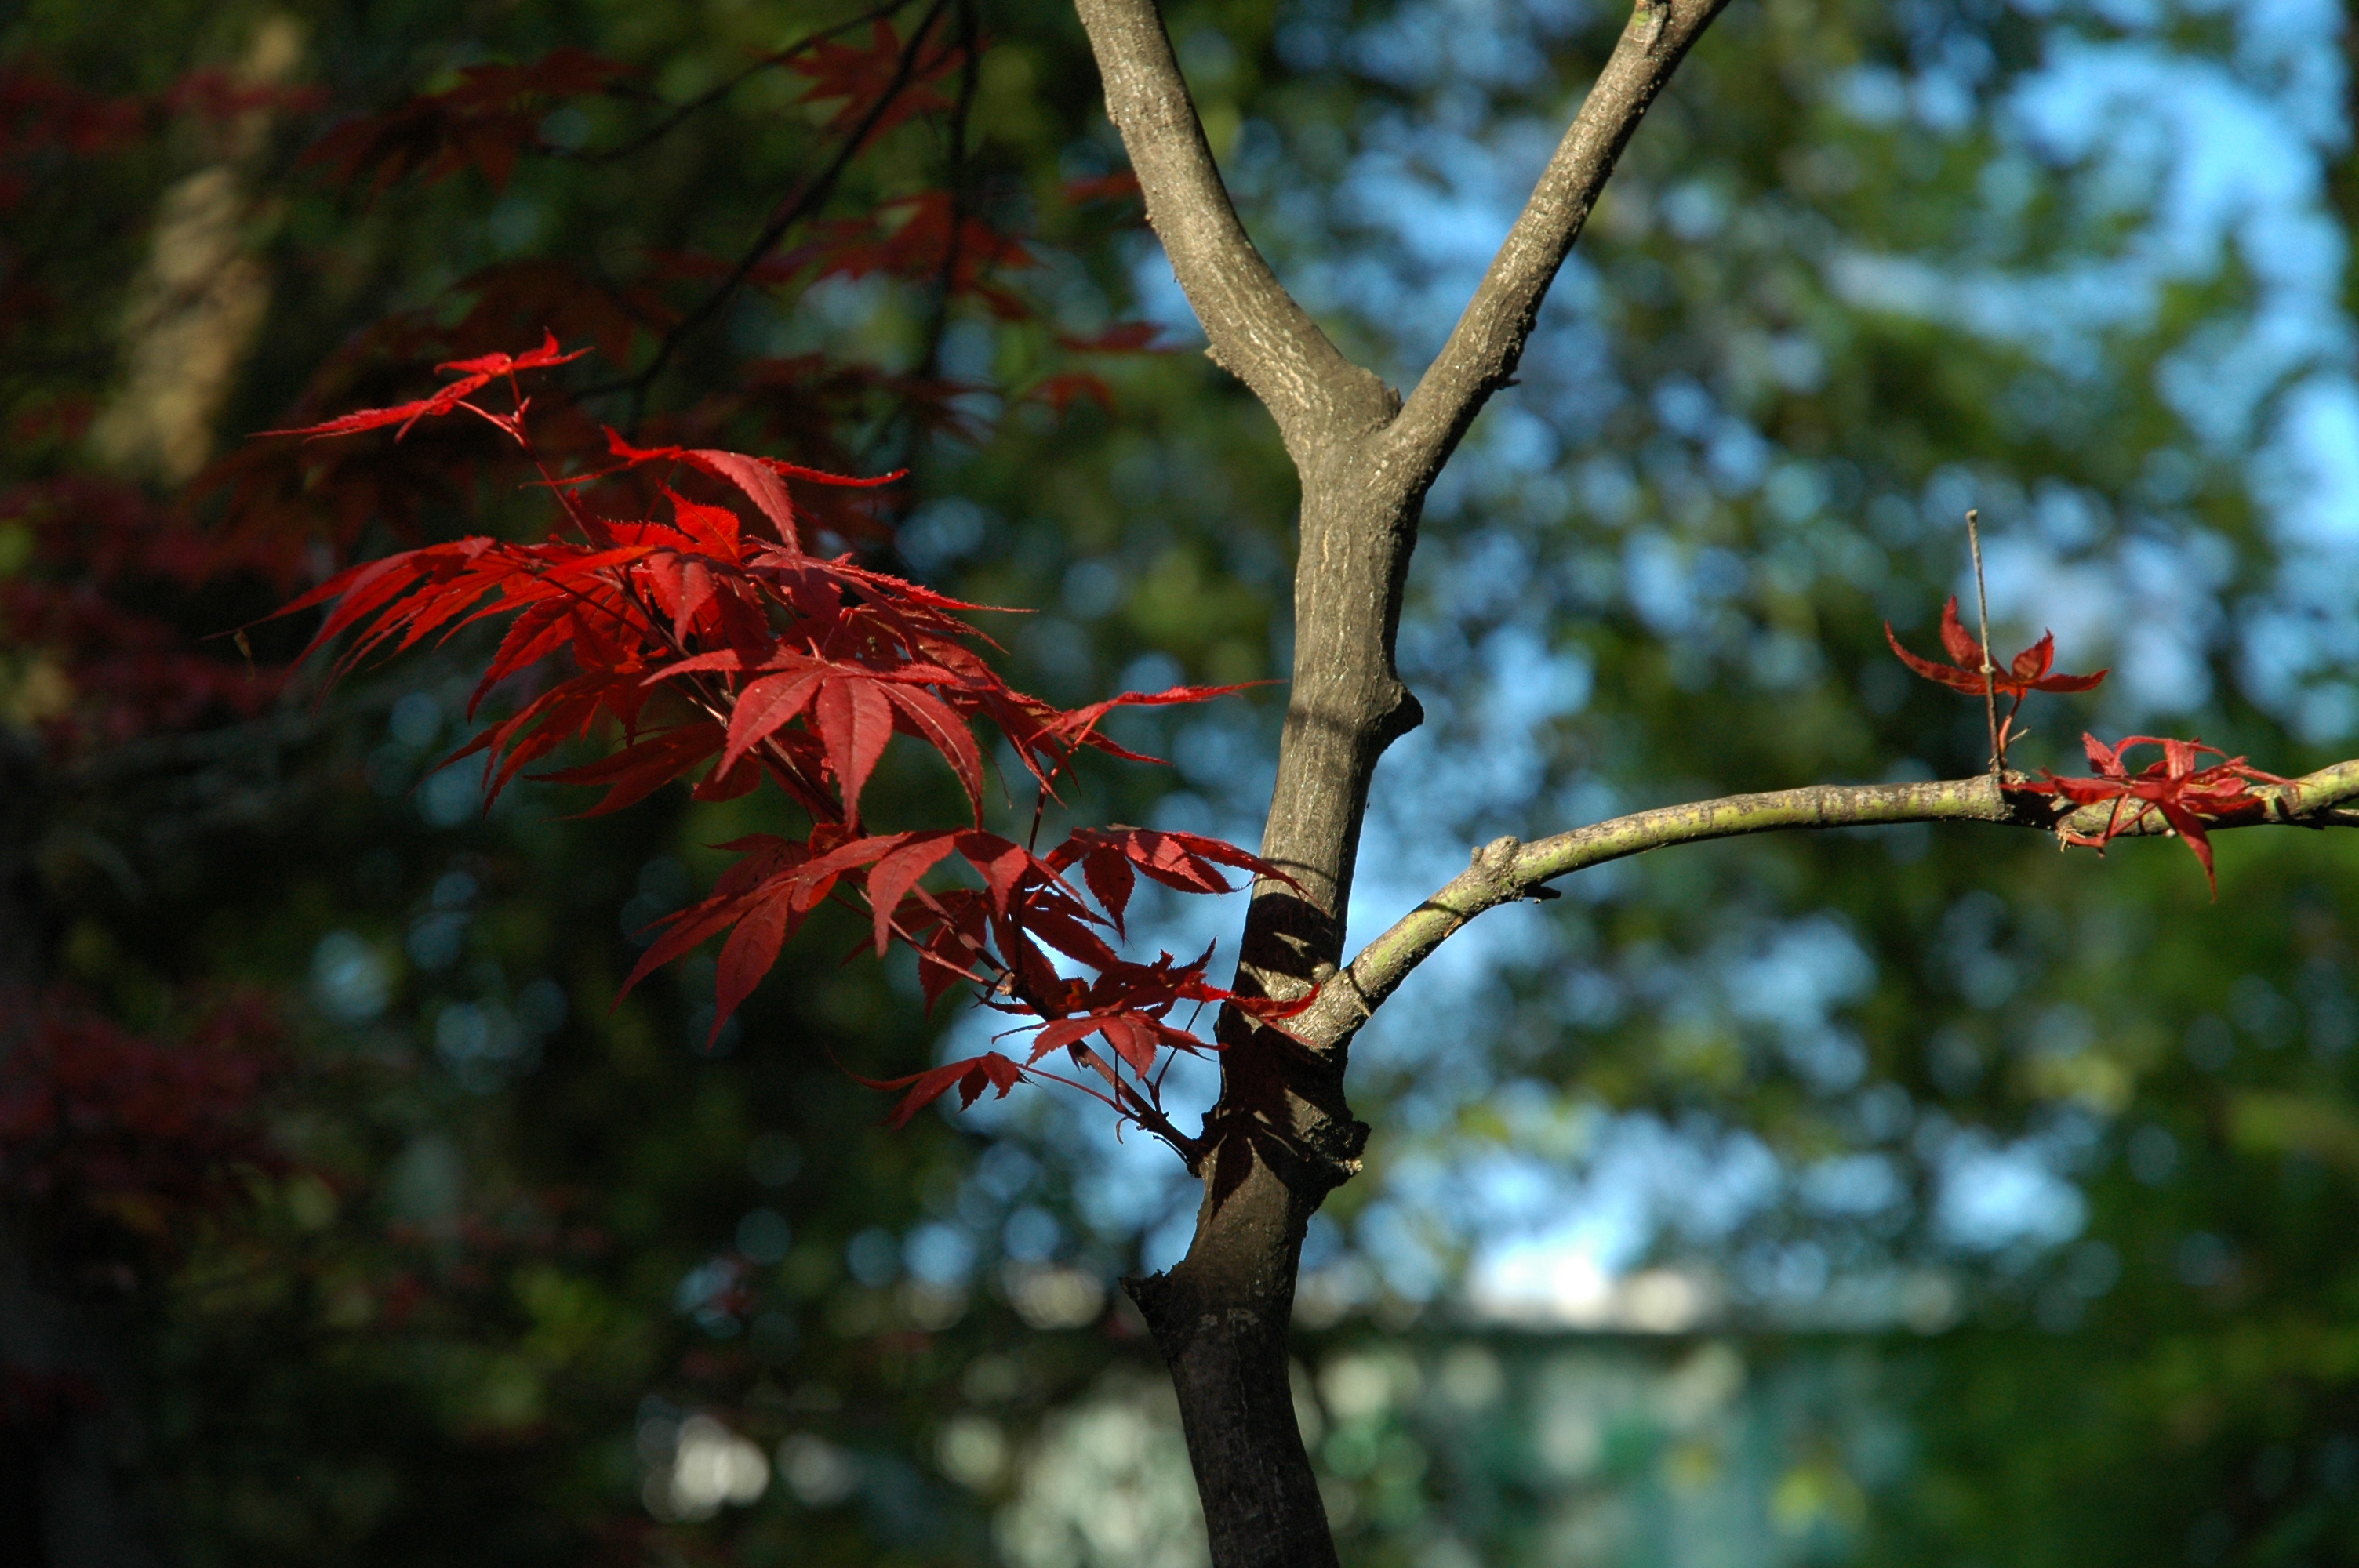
1932,1131,2090,1253
1452,1114,1787,1312
1343,0,1594,94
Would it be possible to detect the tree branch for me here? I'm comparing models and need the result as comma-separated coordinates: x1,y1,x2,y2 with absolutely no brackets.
595,0,956,417
1070,0,1395,457
1380,0,1732,488
1296,760,2359,1047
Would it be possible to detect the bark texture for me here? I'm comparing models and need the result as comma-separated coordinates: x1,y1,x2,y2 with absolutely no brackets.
1070,1,1732,1562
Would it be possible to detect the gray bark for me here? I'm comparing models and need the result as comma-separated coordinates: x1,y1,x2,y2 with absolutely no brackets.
1072,0,1733,1561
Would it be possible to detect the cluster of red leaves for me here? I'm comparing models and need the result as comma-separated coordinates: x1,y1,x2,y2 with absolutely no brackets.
0,990,282,1247
274,343,1295,1141
2012,735,2292,894
787,191,1038,318
298,18,971,197
301,48,638,193
210,34,1151,567
1888,596,2298,893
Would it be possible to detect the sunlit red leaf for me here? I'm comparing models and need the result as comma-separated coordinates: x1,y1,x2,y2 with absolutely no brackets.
2009,732,2295,895
1884,597,2107,702
812,674,895,823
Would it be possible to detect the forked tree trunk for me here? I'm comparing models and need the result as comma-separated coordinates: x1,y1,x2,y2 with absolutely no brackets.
1075,0,1735,1559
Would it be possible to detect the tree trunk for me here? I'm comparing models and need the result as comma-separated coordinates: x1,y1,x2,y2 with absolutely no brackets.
1125,1152,1335,1568
1124,454,1412,1567
1071,0,1734,1556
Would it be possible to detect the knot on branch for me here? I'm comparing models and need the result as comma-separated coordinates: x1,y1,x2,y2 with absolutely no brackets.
1470,833,1521,872
1374,681,1425,747
1468,833,1554,899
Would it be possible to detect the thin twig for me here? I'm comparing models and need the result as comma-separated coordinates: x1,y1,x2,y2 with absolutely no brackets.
569,0,918,165
915,0,982,382
591,0,958,418
1966,507,2001,779
1294,760,2359,1051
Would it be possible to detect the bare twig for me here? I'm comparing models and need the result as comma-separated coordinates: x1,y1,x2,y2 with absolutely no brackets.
568,0,919,165
1380,0,1733,493
1967,507,2001,778
916,0,983,381
1070,0,1394,456
1292,760,2359,1049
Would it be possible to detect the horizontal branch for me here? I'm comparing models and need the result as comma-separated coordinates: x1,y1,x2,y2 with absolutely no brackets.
1381,0,1731,492
1292,760,2359,1048
1073,0,1395,456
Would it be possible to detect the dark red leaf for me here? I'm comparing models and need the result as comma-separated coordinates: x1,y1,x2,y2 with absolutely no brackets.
867,833,958,956
855,1051,1027,1127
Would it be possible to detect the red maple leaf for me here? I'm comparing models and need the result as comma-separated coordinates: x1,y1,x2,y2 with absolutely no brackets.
1046,828,1295,936
257,331,589,441
856,1051,1028,1128
1885,597,2107,703
2010,733,2295,895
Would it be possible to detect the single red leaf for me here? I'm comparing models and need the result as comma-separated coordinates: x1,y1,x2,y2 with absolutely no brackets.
1884,597,2108,701
1027,1017,1106,1062
711,887,797,1045
1100,1014,1160,1076
722,665,826,774
812,675,895,822
538,724,724,816
597,430,903,550
866,833,959,956
1015,898,1121,972
1077,848,1136,935
855,1051,1027,1128
957,833,1033,916
880,683,983,810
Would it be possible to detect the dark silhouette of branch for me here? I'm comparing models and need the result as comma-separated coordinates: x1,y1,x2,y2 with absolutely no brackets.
567,0,919,165
915,0,983,382
596,0,958,419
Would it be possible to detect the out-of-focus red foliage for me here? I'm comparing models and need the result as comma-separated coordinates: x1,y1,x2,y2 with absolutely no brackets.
0,479,285,753
0,989,282,1245
300,48,637,193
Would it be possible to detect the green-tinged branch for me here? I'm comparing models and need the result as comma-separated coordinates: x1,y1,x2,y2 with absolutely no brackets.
1292,759,2359,1049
